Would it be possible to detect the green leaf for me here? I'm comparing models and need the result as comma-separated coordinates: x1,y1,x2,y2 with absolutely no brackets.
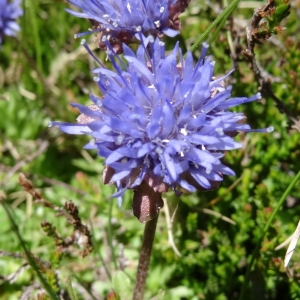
112,271,132,300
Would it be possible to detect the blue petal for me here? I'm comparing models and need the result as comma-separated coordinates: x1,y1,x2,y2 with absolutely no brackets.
185,148,219,165
201,90,229,113
109,158,141,171
190,170,211,189
213,164,236,176
137,143,156,157
50,122,92,134
124,56,154,83
161,152,177,181
111,169,131,182
106,147,138,164
161,101,175,137
177,179,196,192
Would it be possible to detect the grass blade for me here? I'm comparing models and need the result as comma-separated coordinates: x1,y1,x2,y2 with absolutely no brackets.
188,0,241,54
239,169,300,300
1,201,59,300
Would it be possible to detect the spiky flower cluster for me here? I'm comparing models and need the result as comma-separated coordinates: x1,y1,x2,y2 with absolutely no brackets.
54,0,274,223
51,38,273,221
0,0,22,45
67,0,190,53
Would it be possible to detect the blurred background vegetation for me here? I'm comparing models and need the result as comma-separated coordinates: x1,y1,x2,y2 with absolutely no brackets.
0,0,300,299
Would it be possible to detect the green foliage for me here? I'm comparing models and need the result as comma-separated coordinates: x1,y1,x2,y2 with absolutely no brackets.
1,0,300,299
112,271,132,299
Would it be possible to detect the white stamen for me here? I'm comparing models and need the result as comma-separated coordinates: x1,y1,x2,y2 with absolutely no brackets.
144,156,150,167
155,147,163,155
148,84,156,90
160,7,165,13
131,114,140,120
116,135,124,145
180,127,188,136
184,91,190,98
154,20,161,28
127,2,131,13
203,42,209,49
215,127,224,136
206,164,212,174
134,178,142,185
148,35,154,43
112,22,118,28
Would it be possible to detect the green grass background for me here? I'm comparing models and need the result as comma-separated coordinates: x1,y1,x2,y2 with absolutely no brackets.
0,0,300,299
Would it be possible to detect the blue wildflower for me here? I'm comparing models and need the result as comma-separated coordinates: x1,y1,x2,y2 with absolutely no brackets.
67,0,190,53
50,38,273,222
0,0,22,45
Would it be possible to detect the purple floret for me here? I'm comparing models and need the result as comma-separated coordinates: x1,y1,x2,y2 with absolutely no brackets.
0,0,22,45
50,38,273,207
67,0,190,53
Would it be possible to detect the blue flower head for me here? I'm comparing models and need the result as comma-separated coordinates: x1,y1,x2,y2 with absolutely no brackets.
0,0,22,45
50,38,273,222
67,0,190,53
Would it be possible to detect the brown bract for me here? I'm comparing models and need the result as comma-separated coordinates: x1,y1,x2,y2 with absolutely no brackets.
76,104,102,124
103,163,222,223
103,166,167,223
132,181,164,223
168,0,191,31
98,29,135,54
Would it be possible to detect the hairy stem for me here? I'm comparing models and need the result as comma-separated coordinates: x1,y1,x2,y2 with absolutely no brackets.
132,214,159,300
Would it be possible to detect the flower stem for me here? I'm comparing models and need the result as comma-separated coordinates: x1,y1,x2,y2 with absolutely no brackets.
108,197,118,270
132,214,159,300
66,277,77,300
